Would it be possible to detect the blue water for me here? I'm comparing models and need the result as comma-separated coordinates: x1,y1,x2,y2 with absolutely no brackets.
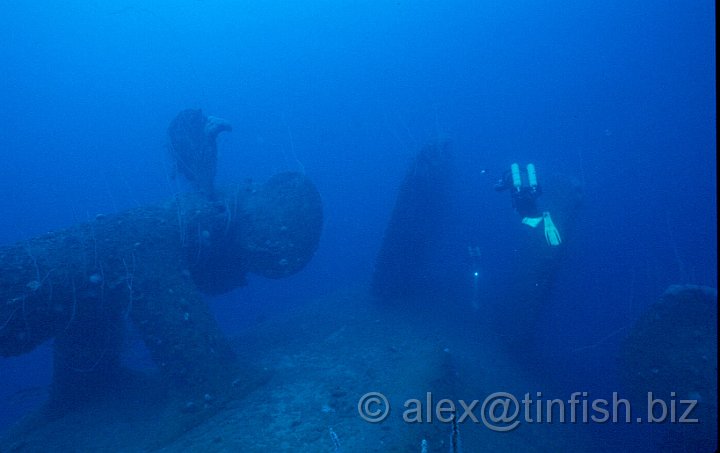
0,1,715,450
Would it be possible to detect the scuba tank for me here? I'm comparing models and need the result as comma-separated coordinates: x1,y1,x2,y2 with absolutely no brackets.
511,163,522,191
526,163,538,189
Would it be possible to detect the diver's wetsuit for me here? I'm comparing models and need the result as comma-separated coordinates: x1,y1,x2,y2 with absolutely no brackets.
494,170,542,218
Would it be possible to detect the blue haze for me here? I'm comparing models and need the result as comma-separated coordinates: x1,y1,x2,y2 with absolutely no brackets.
0,0,715,448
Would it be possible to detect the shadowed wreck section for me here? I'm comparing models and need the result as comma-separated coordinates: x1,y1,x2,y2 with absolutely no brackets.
621,284,718,452
372,141,454,302
371,141,585,346
490,172,584,346
0,172,322,409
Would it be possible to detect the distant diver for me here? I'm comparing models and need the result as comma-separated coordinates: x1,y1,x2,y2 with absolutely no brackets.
468,245,482,310
167,109,232,195
494,163,561,246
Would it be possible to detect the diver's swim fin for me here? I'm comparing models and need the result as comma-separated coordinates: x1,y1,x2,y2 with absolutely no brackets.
543,211,561,246
521,217,543,228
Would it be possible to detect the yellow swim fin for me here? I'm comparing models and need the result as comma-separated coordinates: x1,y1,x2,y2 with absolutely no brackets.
543,211,562,246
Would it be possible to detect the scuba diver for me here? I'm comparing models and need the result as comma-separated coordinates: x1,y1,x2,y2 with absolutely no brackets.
494,163,562,246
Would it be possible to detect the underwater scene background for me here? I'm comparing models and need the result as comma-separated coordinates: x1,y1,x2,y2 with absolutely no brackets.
0,1,716,451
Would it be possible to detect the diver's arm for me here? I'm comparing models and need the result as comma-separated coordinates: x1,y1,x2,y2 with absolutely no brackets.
494,171,512,191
